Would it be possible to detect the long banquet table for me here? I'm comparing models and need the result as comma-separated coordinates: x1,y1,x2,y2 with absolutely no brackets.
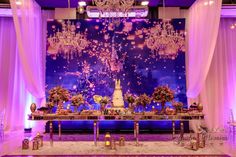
29,113,204,146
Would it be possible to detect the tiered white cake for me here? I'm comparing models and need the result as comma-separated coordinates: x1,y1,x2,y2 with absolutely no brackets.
112,79,125,110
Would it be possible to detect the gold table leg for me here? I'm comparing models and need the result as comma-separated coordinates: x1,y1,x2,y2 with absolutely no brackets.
172,121,175,139
58,121,61,140
135,121,139,146
180,121,184,141
94,121,97,146
96,121,99,140
50,121,53,146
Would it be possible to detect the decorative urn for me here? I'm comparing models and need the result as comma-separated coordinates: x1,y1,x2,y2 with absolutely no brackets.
30,103,37,113
197,103,203,112
119,136,125,146
22,139,29,150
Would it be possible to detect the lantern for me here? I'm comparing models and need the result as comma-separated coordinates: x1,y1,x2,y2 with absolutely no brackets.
190,138,199,151
104,132,111,147
37,132,43,147
32,138,39,150
199,133,206,148
119,136,125,146
110,138,116,150
22,139,29,149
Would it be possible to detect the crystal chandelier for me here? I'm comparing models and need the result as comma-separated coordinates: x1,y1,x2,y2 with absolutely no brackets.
145,0,185,59
92,0,135,18
47,20,89,59
145,20,185,59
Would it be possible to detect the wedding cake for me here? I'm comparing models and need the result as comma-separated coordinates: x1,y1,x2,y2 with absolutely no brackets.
112,79,124,109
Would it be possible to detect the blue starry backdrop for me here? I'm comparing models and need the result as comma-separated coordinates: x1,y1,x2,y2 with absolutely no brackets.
46,18,187,111
46,19,187,131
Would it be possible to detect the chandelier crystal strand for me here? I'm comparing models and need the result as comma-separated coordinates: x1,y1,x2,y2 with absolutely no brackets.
92,0,134,22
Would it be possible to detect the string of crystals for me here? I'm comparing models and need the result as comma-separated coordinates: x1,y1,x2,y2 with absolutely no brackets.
47,20,89,59
92,0,135,19
145,20,185,59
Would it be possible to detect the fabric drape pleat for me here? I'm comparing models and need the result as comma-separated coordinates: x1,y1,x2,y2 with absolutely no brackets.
10,0,45,100
0,18,27,130
199,18,236,129
186,0,222,98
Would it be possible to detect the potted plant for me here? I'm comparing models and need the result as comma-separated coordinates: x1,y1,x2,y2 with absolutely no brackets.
48,86,70,113
152,86,174,114
135,94,151,113
93,95,110,113
100,96,110,111
71,94,85,113
124,92,137,113
172,101,183,113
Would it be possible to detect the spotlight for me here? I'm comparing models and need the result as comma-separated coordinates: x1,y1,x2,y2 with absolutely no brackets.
209,0,214,5
78,1,86,7
141,1,149,6
204,1,208,6
16,0,22,5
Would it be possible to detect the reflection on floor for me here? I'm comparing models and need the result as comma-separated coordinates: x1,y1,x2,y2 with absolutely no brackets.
1,130,236,157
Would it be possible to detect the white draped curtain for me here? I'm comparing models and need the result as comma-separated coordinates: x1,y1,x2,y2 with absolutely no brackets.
0,0,46,131
199,18,236,129
10,0,45,100
187,0,236,129
187,0,222,98
186,0,223,130
0,17,28,130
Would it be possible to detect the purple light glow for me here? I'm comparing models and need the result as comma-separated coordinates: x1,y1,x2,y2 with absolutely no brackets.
0,9,12,17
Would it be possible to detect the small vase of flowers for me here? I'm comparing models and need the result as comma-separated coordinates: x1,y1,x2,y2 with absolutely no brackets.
135,94,151,113
152,86,174,114
172,101,183,113
93,95,110,113
124,92,137,113
100,96,110,111
48,86,70,113
71,94,85,113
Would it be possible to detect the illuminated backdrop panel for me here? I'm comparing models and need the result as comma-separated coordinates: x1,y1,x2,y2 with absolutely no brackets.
46,19,187,131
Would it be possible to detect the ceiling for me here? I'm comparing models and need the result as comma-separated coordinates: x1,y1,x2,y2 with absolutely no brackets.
34,0,196,9
1,0,236,9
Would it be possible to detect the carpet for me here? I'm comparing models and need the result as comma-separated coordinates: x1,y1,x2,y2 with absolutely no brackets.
6,141,228,156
